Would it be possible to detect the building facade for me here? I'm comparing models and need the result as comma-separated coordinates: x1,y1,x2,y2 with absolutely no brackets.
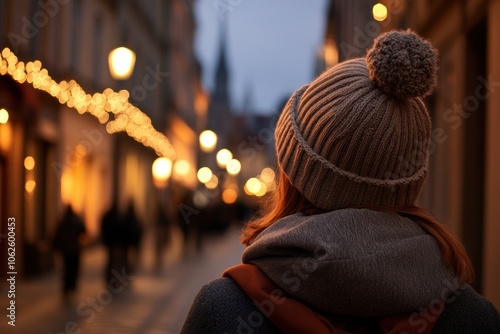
322,0,500,308
0,0,202,277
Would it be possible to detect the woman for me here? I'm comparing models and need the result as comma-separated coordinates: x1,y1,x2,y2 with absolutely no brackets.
182,30,499,333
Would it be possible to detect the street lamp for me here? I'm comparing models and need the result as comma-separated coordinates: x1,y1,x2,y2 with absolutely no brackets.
108,47,136,204
0,108,9,124
152,157,173,188
372,3,388,21
108,47,136,80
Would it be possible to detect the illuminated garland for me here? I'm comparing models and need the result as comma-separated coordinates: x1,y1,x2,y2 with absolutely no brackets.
0,47,176,159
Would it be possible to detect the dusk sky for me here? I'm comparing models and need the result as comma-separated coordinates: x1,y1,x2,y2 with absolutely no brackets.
194,0,329,113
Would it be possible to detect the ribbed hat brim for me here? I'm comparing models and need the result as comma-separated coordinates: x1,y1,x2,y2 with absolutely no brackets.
275,85,428,211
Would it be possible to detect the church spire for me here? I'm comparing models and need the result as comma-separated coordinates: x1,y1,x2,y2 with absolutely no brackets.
207,19,231,134
214,18,229,94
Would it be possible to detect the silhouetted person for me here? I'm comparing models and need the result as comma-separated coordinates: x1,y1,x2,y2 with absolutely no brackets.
123,202,143,274
52,205,87,299
155,204,171,270
101,203,125,284
177,191,193,254
177,190,203,256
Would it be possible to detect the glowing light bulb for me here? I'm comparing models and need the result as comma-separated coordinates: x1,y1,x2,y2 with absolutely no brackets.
0,108,9,124
108,47,136,80
373,3,388,21
152,157,173,182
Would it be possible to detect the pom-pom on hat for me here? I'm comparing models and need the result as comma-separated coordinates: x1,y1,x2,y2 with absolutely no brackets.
275,30,438,210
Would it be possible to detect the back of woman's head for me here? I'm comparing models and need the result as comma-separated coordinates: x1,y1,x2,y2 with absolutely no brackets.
274,30,437,212
243,30,474,284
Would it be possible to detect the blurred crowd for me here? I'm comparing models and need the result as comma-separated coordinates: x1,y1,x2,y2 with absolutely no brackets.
50,196,255,299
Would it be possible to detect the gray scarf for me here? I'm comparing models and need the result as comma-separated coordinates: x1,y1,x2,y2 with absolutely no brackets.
243,208,459,317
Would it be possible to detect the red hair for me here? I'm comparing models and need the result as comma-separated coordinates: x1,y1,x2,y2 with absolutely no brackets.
242,169,475,284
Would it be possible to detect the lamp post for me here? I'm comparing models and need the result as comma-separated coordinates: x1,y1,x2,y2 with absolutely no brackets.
151,156,173,269
108,46,136,206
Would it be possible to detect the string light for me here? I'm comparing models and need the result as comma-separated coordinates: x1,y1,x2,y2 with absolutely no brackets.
0,48,176,159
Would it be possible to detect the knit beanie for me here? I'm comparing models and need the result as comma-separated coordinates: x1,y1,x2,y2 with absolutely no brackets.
275,30,438,210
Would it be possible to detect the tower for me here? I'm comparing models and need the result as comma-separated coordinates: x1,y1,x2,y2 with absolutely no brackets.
206,20,231,140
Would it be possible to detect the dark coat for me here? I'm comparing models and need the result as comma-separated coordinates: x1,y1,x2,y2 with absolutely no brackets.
53,206,86,254
182,209,500,333
181,277,500,334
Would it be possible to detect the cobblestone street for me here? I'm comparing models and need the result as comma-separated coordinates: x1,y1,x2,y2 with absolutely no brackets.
0,226,244,334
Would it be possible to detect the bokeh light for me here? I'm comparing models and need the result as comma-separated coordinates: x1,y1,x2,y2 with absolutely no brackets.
260,167,275,183
199,130,217,152
255,182,267,197
173,159,190,177
0,108,9,124
193,191,209,209
226,159,241,175
24,156,35,170
372,3,388,21
216,148,233,167
205,175,219,189
197,167,213,183
152,157,173,182
245,177,261,195
222,188,238,204
25,179,36,194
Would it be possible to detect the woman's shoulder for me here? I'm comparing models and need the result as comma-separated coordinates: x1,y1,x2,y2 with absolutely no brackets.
181,278,280,334
433,285,500,333
182,279,499,334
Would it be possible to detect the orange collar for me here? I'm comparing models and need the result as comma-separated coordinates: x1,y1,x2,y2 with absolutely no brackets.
223,264,442,334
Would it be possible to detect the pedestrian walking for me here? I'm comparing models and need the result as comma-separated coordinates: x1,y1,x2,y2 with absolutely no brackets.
154,203,171,270
52,205,87,300
182,30,500,333
122,202,143,274
101,203,125,285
